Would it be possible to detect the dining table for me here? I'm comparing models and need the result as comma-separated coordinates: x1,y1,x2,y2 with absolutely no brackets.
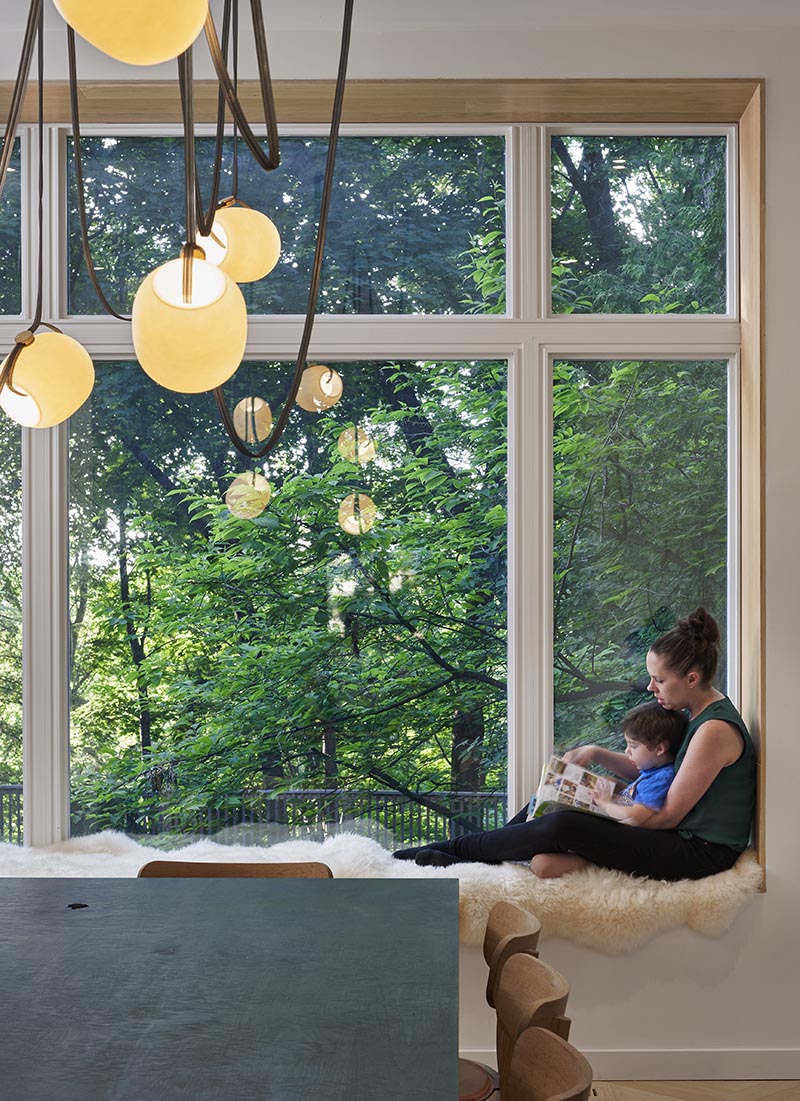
0,876,459,1100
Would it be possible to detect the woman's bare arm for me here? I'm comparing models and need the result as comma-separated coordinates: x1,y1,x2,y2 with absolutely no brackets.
638,719,743,830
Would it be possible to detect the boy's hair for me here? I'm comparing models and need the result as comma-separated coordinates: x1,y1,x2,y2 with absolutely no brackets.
621,701,687,756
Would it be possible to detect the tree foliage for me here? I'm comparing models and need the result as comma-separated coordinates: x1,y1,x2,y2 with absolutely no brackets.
69,357,508,833
551,135,727,314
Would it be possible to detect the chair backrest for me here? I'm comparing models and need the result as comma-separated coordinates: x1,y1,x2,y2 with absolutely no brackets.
483,900,541,1007
505,1026,593,1101
137,860,333,878
494,953,571,1093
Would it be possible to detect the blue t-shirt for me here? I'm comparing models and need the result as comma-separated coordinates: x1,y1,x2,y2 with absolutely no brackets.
619,763,675,810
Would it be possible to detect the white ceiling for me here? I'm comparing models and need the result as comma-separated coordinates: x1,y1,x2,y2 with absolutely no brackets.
0,0,797,32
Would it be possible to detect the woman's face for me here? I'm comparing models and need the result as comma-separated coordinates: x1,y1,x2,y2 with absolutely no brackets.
645,650,696,712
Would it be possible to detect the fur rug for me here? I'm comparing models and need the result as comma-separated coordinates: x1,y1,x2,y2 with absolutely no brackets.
0,831,762,954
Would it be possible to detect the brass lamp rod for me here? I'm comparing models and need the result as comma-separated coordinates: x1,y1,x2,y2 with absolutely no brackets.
0,0,50,398
213,0,355,460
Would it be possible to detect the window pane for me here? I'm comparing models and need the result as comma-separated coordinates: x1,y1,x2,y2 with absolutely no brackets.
552,359,728,754
0,424,22,843
0,140,22,314
69,360,507,845
551,136,727,315
67,136,506,316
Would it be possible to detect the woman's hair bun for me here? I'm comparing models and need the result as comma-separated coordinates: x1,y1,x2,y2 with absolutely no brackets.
652,607,721,682
684,607,720,645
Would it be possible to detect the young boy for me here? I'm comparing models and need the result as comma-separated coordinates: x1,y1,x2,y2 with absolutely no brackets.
596,701,688,825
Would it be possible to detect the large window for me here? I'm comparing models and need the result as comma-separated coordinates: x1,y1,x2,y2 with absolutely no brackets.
552,358,729,754
69,359,507,844
10,80,763,856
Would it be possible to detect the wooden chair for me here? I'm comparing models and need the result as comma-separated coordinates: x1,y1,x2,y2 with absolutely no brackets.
504,1026,593,1101
458,901,542,1100
493,953,571,1094
483,900,541,1007
137,860,333,878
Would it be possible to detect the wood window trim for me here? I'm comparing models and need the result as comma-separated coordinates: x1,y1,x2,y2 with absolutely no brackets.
3,77,765,870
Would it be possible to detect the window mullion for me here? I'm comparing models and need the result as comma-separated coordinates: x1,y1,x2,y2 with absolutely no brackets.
22,424,70,846
21,124,71,846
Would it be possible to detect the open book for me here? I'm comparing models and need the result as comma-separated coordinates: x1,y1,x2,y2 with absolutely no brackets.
527,754,629,819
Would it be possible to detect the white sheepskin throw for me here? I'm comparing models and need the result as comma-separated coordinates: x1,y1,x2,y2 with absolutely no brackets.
0,831,762,954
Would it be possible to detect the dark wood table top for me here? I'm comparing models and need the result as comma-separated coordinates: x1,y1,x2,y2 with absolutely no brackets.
0,877,458,1100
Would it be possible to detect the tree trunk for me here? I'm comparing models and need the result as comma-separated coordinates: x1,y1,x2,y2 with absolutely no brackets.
451,707,485,791
117,511,152,757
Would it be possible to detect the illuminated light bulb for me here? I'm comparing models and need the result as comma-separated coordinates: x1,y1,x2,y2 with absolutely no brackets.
132,259,247,393
152,257,226,310
337,493,377,536
295,365,343,412
0,331,94,428
337,427,377,465
197,206,281,284
225,472,272,520
52,0,209,66
233,397,273,444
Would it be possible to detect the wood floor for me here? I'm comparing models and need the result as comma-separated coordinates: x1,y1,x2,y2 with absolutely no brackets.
592,1084,800,1100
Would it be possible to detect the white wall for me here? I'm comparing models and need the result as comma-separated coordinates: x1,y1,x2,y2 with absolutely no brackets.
3,0,800,1079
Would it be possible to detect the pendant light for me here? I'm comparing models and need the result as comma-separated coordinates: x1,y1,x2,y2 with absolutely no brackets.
233,397,273,444
0,0,356,486
296,365,344,413
337,426,377,464
225,472,272,520
52,0,208,67
131,254,247,393
0,329,94,429
197,200,281,284
0,2,94,430
337,494,377,536
336,423,377,535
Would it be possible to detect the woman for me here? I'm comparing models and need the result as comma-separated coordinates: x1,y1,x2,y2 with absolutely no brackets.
393,608,756,881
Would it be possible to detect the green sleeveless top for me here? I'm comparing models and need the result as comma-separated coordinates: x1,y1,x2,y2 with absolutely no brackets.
673,696,756,852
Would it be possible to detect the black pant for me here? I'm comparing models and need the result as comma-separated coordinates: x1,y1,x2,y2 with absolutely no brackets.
423,808,740,881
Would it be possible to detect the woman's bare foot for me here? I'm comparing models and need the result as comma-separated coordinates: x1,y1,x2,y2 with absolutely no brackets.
530,853,590,878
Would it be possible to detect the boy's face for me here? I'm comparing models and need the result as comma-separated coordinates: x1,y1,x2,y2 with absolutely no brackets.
624,734,668,772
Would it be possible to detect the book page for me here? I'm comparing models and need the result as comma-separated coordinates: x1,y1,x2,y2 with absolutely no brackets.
530,755,617,818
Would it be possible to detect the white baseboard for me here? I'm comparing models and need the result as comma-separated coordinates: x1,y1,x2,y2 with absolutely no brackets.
459,1048,800,1081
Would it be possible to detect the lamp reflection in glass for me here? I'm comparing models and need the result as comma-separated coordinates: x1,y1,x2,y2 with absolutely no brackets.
233,397,273,445
337,426,376,465
197,202,281,284
132,255,247,393
52,0,209,66
296,365,343,412
337,493,377,535
0,330,94,428
225,472,272,520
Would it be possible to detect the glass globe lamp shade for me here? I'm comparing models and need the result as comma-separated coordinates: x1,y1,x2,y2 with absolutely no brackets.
337,493,377,536
0,331,94,428
52,0,209,66
337,427,377,465
197,206,281,284
296,365,343,412
132,259,247,393
225,472,272,520
233,397,273,444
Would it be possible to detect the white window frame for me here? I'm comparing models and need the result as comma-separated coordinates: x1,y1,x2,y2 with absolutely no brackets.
11,115,748,846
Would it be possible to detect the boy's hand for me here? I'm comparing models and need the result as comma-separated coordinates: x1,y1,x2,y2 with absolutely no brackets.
561,745,597,767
